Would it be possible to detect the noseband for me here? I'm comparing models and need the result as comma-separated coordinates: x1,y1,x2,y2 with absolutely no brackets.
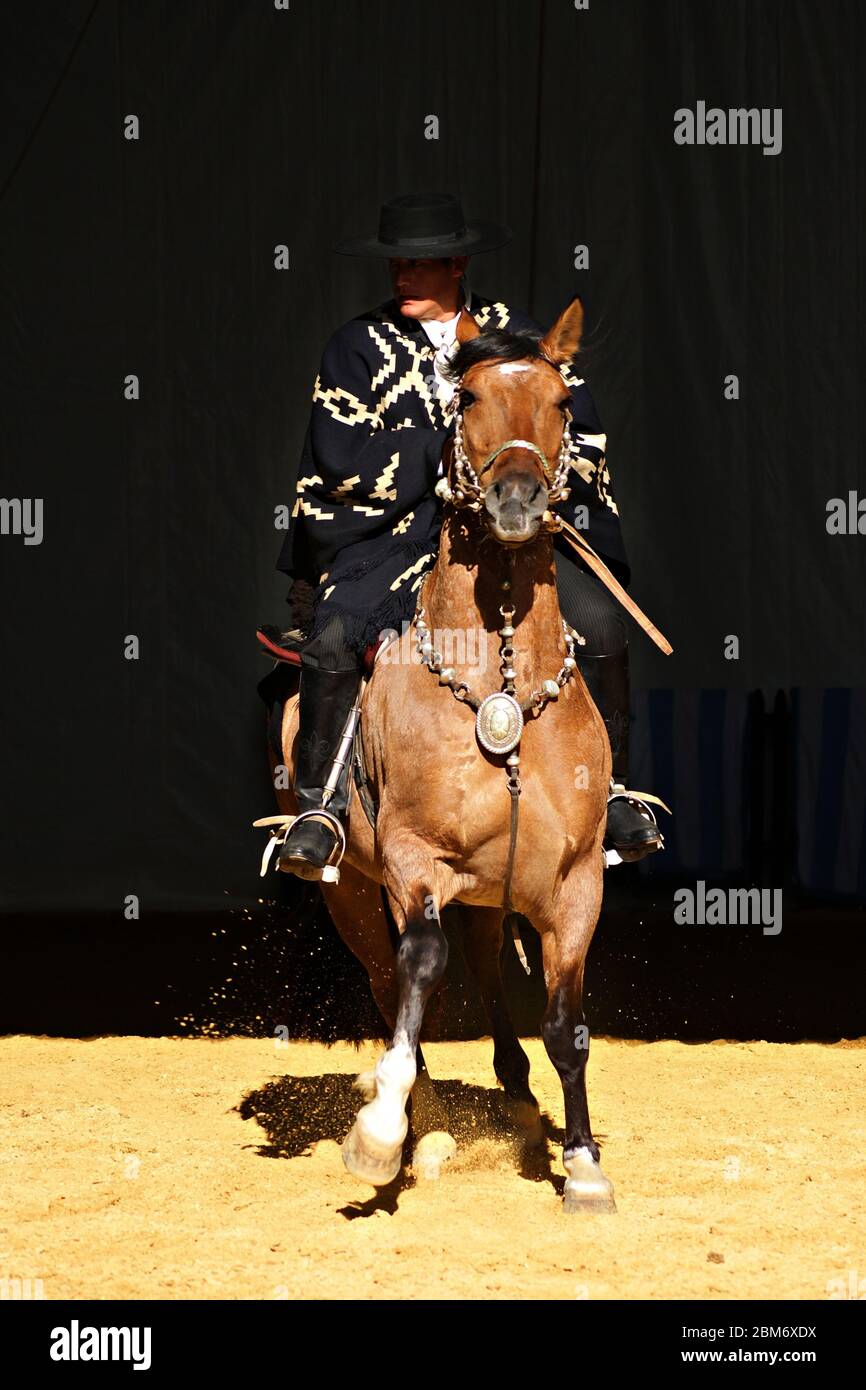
434,371,576,516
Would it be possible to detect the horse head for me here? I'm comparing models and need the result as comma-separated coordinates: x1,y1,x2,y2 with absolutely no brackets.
440,297,584,544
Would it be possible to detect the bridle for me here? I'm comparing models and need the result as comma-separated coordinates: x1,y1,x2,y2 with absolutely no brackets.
413,346,672,968
433,360,576,518
431,353,673,659
418,353,589,969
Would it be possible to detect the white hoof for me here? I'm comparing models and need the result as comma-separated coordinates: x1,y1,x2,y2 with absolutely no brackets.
341,1041,416,1188
412,1130,457,1180
562,1146,616,1213
341,1108,407,1187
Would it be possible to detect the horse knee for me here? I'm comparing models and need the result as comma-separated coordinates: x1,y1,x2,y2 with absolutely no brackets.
397,920,449,998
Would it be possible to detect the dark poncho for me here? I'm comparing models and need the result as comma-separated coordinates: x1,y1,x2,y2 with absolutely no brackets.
276,291,629,655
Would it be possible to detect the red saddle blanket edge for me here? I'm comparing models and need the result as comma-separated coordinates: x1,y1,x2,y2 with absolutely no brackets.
256,629,302,667
255,628,383,676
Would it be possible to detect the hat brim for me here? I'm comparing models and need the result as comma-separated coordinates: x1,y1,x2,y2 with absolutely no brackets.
333,219,512,258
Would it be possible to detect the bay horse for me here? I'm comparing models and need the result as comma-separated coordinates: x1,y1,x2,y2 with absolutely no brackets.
267,297,616,1212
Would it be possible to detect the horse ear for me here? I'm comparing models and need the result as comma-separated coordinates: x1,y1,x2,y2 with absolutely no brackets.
455,308,480,344
538,296,584,364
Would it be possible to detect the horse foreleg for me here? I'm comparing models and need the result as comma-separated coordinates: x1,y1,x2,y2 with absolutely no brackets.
341,845,449,1187
540,859,616,1213
457,906,543,1146
320,865,398,1035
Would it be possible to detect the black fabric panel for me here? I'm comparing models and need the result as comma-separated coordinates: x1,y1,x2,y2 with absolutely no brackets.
1,0,864,911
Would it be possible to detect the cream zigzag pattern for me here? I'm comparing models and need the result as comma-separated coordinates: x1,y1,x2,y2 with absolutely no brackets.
367,320,441,426
596,461,619,515
328,473,385,513
389,553,433,592
368,327,397,392
574,429,607,455
313,377,378,426
473,300,510,331
369,452,399,502
292,471,334,520
296,497,335,521
351,302,519,433
392,510,414,535
568,427,619,516
330,473,361,499
570,429,610,501
571,456,597,487
561,362,584,389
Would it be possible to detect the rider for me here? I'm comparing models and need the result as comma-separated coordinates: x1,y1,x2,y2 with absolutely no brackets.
274,192,665,879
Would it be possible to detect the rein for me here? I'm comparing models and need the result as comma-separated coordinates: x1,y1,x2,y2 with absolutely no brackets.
435,384,673,657
416,358,672,966
414,550,580,975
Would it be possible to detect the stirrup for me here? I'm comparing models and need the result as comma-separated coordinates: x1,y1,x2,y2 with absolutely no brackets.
602,782,671,869
252,809,347,883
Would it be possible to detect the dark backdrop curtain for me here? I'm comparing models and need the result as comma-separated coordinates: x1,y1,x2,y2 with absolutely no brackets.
1,0,864,911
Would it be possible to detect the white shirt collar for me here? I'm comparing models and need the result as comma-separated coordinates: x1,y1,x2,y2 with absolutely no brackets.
418,285,470,408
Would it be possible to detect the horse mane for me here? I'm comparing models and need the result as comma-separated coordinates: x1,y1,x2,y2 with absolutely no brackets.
445,328,553,383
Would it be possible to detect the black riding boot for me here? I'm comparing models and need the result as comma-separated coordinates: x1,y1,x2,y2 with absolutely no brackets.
576,645,665,863
277,663,361,881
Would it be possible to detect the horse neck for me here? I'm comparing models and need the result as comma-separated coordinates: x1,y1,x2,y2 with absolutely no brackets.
421,510,568,697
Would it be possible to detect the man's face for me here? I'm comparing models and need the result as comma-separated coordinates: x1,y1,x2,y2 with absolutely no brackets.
388,256,468,320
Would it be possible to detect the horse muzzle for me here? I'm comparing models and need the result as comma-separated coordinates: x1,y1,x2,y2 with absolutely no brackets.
484,470,549,544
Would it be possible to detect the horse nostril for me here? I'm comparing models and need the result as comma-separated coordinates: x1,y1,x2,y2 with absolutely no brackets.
483,470,549,534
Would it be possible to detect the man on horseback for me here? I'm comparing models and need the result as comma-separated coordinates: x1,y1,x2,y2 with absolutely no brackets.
273,192,666,880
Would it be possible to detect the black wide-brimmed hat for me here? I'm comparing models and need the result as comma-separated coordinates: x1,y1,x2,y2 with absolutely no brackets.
333,192,511,258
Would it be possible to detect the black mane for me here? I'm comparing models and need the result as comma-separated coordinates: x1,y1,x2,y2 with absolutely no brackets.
445,328,549,383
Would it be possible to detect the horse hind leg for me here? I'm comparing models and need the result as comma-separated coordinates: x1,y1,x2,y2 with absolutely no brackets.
457,906,544,1147
341,859,450,1187
540,861,616,1213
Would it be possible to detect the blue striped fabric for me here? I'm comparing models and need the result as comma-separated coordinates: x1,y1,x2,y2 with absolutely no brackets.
625,687,865,900
793,688,866,899
629,688,752,879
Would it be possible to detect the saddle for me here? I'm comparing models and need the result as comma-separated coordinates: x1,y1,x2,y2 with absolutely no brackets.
255,624,383,675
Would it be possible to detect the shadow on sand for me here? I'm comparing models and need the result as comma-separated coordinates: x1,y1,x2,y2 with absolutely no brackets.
236,1070,598,1214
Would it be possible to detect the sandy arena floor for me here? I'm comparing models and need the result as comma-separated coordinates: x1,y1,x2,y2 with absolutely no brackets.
1,1036,863,1300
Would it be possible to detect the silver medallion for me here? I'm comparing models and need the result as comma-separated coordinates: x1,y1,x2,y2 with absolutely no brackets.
475,692,524,755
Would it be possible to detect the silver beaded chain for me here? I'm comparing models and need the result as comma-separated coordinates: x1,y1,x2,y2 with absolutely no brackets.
413,573,586,719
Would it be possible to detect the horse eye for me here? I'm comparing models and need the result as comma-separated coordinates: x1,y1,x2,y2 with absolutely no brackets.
558,398,571,413
459,390,476,410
